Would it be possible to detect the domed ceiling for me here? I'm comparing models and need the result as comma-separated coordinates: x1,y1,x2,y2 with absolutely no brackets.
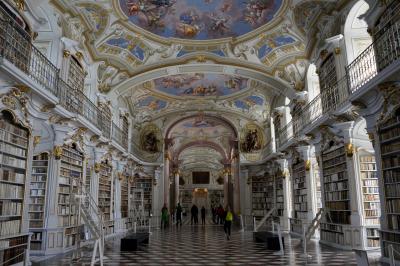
119,0,283,40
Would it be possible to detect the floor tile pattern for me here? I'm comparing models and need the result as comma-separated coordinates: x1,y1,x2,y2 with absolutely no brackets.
34,224,382,266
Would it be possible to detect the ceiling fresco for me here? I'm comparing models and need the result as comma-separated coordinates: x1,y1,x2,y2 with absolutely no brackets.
153,73,249,97
137,96,168,111
119,0,283,40
233,95,264,110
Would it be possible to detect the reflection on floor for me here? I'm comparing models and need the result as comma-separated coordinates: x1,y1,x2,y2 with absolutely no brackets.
34,223,382,266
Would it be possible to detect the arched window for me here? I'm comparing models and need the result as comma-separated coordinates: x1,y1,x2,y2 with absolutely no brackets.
344,0,372,63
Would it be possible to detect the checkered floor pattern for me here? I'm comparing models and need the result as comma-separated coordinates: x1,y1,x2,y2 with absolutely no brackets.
34,224,382,266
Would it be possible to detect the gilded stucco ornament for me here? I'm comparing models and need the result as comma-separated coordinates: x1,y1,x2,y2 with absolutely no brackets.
33,136,41,147
53,146,63,160
305,160,311,171
94,162,101,173
345,143,354,157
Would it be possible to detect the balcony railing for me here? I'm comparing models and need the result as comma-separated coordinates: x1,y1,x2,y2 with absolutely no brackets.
277,77,349,149
0,6,123,147
112,122,128,149
0,10,59,96
347,9,400,93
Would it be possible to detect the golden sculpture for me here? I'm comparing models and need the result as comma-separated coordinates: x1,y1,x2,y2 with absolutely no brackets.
53,146,63,160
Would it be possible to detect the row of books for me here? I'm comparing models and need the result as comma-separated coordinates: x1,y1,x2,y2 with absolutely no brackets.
323,165,347,176
0,220,21,236
365,217,380,225
252,203,273,210
382,155,400,169
0,169,25,184
324,172,348,183
380,126,400,141
326,201,349,210
61,156,83,167
31,197,44,204
328,211,351,224
29,212,43,220
361,171,377,180
0,183,24,199
58,205,77,215
365,209,380,217
0,154,26,169
293,194,307,202
29,204,43,212
294,203,307,211
0,201,22,216
387,199,400,213
383,169,400,183
362,187,379,194
360,163,377,171
325,190,349,201
322,156,346,168
0,130,28,148
360,156,376,163
388,214,400,230
0,120,28,139
0,142,27,157
58,194,70,204
62,148,83,160
364,201,380,210
324,181,348,191
384,184,400,197
321,230,344,244
60,165,83,175
252,187,270,192
293,211,308,220
322,147,345,161
362,179,379,187
0,235,27,249
364,194,380,201
382,141,400,154
252,197,271,203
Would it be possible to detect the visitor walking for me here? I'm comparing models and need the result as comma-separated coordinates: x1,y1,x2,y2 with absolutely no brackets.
161,204,169,229
201,206,206,225
176,202,183,227
217,205,225,225
191,204,199,225
224,206,233,240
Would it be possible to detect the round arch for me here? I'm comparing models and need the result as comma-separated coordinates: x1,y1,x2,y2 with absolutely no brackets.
173,140,229,164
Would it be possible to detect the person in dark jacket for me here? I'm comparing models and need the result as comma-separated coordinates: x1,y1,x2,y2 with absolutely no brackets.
191,204,199,225
176,203,183,227
201,206,206,225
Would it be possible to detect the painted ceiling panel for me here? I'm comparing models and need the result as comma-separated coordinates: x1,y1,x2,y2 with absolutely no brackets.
119,0,283,40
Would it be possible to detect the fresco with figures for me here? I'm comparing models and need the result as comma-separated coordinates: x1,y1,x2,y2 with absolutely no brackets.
153,73,249,97
119,0,283,40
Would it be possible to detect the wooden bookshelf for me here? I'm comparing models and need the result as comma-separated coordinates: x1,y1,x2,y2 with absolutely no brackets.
0,111,30,265
121,177,129,218
378,108,400,254
98,162,112,221
251,176,272,218
29,153,49,252
275,174,284,217
58,144,83,248
359,154,380,247
320,145,350,245
291,159,307,231
134,176,152,217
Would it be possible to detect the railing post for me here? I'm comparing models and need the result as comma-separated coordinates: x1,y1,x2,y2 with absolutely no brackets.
253,216,257,232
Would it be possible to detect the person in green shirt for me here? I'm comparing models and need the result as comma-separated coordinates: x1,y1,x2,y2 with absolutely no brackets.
161,204,169,229
224,206,233,240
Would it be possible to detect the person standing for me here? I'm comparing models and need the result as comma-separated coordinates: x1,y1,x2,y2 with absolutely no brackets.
201,206,206,225
191,204,196,225
161,204,169,229
194,204,199,225
176,203,183,227
224,206,233,240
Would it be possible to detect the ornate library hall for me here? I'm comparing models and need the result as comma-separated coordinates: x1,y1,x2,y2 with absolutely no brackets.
0,0,400,265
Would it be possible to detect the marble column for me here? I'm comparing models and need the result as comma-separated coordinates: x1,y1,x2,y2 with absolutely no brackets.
174,170,180,206
164,155,170,209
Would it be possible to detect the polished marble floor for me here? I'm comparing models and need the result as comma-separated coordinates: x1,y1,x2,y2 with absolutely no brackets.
34,220,382,266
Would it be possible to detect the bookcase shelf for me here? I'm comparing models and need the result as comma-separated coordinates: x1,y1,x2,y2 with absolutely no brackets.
121,177,129,218
378,108,400,253
275,174,284,217
251,175,273,218
58,144,83,248
359,154,380,247
0,111,30,265
29,153,49,252
321,146,350,244
99,162,112,221
134,176,152,217
292,159,307,220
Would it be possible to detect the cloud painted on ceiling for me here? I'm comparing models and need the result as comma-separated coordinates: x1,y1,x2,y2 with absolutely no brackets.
106,37,145,61
153,73,249,97
171,116,234,139
258,35,296,59
234,95,264,110
138,96,168,110
119,0,283,40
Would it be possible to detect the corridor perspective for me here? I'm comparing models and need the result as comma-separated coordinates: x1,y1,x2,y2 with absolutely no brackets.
0,0,400,265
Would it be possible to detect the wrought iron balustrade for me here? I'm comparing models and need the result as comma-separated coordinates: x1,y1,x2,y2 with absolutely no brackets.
0,9,59,95
347,11,400,93
112,122,126,149
99,112,111,139
277,120,293,149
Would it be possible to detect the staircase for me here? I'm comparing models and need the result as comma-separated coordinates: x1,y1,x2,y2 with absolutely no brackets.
301,208,325,243
72,178,105,266
254,208,276,232
129,188,148,229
